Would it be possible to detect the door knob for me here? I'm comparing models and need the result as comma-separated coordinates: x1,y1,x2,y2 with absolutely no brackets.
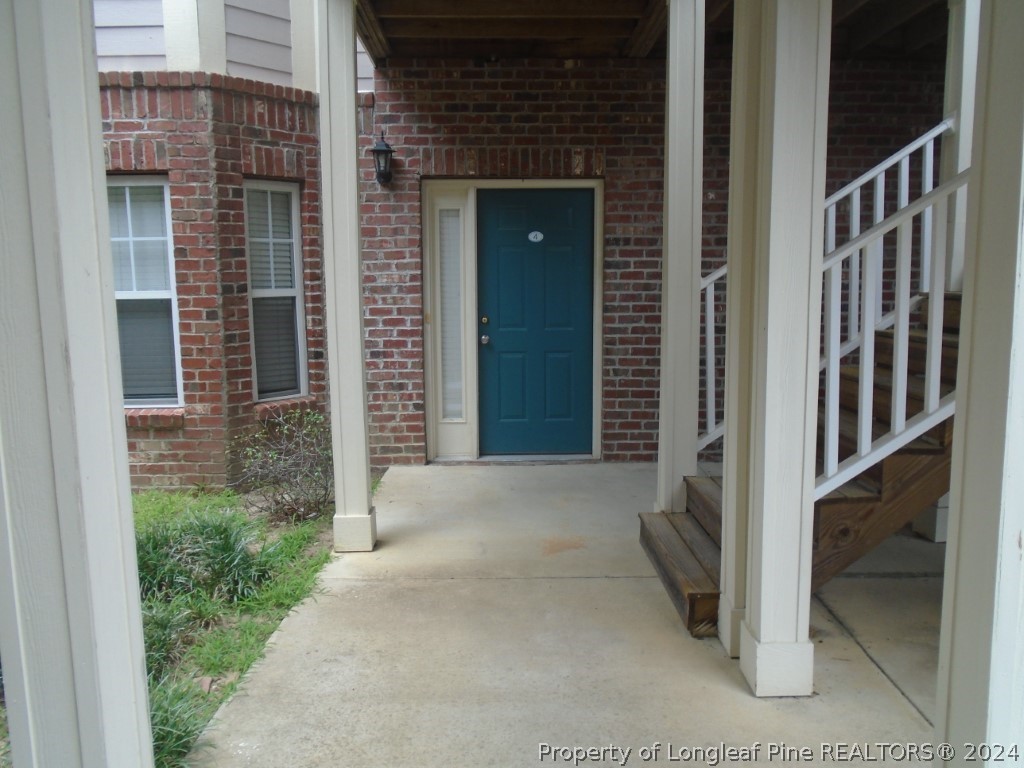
480,334,490,345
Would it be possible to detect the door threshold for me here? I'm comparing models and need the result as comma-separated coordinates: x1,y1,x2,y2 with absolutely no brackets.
432,454,598,465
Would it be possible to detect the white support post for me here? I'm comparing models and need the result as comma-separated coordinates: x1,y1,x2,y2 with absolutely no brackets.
318,0,376,551
936,0,1024,745
940,0,979,291
655,0,704,514
162,0,227,73
733,0,831,697
718,0,762,657
0,0,153,765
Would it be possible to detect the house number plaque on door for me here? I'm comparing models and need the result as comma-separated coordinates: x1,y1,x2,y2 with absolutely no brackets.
528,231,544,243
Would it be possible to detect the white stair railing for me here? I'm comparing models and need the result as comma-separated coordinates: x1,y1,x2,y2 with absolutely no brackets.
696,119,962,490
697,264,727,450
815,168,967,498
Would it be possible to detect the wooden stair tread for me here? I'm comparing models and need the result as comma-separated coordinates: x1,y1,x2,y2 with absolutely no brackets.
917,292,962,333
822,405,949,455
874,329,959,382
838,365,955,399
684,476,722,547
666,511,721,581
876,327,960,347
639,512,719,638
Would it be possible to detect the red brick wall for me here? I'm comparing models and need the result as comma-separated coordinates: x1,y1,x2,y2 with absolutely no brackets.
99,72,327,488
361,58,668,464
361,53,945,466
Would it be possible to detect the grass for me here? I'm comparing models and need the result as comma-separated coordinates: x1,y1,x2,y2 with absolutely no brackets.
0,488,334,768
134,490,333,767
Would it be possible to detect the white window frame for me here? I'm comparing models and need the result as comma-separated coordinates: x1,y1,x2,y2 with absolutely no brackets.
244,180,308,402
108,177,184,407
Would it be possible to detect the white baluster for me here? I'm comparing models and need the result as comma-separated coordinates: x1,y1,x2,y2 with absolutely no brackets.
849,189,861,342
824,264,841,477
921,138,935,293
925,195,948,413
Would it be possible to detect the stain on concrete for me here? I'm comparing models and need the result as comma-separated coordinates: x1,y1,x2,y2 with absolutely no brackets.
542,536,586,556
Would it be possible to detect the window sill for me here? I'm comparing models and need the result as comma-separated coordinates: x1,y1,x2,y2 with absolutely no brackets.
254,396,318,421
125,407,186,430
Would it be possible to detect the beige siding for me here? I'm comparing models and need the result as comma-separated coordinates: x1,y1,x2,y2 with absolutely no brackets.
226,0,292,85
357,38,374,92
94,0,166,71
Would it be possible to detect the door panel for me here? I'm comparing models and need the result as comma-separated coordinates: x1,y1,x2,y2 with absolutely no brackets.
478,188,594,454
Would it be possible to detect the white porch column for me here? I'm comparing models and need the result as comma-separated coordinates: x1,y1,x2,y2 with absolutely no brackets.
318,0,376,551
0,0,153,765
940,0,979,292
733,0,831,697
716,0,762,659
936,0,1024,745
162,0,227,73
655,0,704,514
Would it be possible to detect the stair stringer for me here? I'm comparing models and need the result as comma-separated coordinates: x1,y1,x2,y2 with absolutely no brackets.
812,419,953,592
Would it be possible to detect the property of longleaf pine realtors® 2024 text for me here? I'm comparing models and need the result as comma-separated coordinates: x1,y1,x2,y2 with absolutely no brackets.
536,741,980,765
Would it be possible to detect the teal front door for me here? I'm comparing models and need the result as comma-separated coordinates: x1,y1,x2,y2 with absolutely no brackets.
477,188,594,454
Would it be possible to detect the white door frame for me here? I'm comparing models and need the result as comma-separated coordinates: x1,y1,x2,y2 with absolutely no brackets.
423,179,604,461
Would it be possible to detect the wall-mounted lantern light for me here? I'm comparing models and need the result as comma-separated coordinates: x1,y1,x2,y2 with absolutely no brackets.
370,132,395,185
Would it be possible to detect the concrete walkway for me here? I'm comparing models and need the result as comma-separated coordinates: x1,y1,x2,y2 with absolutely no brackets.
191,464,939,767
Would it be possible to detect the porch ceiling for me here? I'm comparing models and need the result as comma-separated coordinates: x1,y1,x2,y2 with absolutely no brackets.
355,0,949,65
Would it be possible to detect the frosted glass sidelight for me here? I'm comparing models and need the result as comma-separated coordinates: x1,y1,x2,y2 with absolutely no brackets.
439,209,463,420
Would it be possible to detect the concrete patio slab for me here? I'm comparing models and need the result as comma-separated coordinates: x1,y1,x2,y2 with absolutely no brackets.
817,530,945,724
191,464,936,768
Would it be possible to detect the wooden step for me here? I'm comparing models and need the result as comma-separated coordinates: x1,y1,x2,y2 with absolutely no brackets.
837,366,955,424
667,511,721,584
684,476,722,547
812,447,952,591
639,512,719,637
916,292,962,334
821,404,950,461
874,328,959,383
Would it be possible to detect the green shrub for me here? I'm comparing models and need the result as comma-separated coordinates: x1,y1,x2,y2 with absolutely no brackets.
136,509,278,604
142,597,196,680
148,677,214,768
232,409,334,522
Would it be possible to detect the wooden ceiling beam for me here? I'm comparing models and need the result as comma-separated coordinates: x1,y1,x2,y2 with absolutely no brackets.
906,8,950,52
832,0,873,28
382,18,633,40
355,0,390,65
707,0,732,27
848,0,942,51
623,0,667,57
373,0,647,20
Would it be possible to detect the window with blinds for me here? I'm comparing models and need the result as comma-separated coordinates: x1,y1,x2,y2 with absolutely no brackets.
107,181,181,405
245,184,305,400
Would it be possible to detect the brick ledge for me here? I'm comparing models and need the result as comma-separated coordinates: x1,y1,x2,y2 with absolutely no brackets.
125,408,186,430
254,396,318,421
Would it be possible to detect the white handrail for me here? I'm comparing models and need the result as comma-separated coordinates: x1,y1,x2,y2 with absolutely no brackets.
823,171,969,271
700,264,727,291
823,117,955,208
